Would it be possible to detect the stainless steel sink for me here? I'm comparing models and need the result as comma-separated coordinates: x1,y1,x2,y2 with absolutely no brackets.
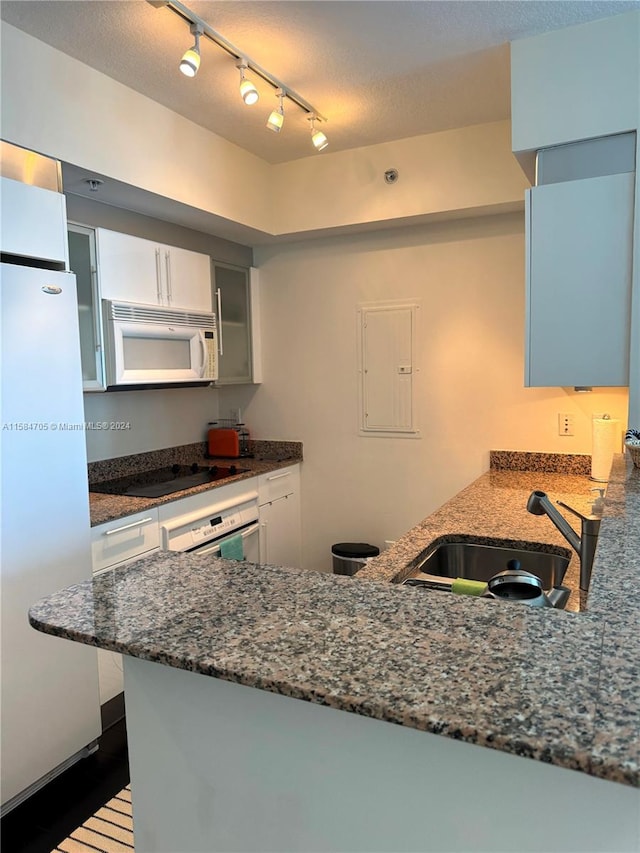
403,540,571,590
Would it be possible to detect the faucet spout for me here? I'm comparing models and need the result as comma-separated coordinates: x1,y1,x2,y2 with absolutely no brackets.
526,490,581,553
526,490,601,592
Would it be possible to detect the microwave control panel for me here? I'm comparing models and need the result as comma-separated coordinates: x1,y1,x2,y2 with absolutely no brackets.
204,330,218,380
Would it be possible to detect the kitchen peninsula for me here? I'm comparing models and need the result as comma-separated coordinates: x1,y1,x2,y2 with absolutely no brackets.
29,454,640,853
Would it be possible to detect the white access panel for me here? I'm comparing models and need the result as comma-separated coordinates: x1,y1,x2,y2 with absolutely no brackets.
526,172,634,387
358,302,419,435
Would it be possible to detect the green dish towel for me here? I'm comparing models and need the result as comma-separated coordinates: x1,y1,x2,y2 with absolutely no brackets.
220,533,244,561
451,577,486,596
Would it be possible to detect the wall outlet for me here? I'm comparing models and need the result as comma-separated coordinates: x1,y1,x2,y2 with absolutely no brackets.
384,540,396,550
558,413,575,436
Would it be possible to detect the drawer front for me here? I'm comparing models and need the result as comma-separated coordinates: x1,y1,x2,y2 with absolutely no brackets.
258,465,300,505
92,509,160,573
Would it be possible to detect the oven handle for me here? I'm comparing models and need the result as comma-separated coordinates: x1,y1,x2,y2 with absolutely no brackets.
188,521,259,556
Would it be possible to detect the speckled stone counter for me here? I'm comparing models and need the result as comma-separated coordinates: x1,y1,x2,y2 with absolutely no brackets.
88,440,303,526
30,453,640,788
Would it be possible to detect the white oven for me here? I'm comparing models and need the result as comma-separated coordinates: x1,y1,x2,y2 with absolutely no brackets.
160,489,260,563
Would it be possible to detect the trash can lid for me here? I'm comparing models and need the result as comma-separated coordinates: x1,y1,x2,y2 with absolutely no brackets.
331,542,380,559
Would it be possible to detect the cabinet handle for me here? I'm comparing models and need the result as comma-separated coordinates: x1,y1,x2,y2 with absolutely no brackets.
165,251,173,305
267,471,291,482
155,249,163,304
216,287,224,355
104,517,155,536
260,520,267,563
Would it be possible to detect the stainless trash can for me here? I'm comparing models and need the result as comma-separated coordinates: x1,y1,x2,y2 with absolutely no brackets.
331,542,380,576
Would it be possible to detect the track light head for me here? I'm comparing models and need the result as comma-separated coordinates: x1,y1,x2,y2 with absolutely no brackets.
237,60,259,105
179,24,203,77
308,114,328,151
266,88,285,133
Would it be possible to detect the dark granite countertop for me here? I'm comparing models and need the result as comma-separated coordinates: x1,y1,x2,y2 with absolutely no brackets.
88,440,303,526
30,453,640,787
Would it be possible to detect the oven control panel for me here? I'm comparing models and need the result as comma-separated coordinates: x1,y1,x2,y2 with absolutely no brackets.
190,511,240,545
162,495,259,552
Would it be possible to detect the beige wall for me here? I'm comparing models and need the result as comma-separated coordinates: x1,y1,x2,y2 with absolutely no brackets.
1,25,526,238
220,213,628,571
272,121,528,236
0,23,272,234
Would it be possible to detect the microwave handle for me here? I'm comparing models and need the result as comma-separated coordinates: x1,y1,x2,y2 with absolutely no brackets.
155,249,163,304
165,251,173,306
215,288,224,356
198,332,207,377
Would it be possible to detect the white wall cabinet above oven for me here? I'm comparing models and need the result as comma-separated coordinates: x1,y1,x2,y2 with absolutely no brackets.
96,228,212,312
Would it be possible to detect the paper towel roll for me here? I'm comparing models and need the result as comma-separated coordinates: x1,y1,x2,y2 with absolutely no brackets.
591,416,620,481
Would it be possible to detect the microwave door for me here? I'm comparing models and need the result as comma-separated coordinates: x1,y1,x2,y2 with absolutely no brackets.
110,322,205,385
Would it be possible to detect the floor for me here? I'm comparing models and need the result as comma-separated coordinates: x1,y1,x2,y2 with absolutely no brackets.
1,716,129,853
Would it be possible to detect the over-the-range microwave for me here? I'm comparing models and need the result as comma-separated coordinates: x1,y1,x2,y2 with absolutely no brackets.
102,299,218,389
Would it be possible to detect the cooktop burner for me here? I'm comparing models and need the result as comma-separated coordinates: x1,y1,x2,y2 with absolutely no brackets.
91,464,249,499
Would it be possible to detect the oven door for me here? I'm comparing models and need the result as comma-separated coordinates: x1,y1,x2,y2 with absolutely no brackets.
185,520,260,563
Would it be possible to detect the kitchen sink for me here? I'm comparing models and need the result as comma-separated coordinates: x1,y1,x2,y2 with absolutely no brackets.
403,540,571,590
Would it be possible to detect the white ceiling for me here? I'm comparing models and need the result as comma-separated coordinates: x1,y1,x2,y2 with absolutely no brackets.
2,0,639,165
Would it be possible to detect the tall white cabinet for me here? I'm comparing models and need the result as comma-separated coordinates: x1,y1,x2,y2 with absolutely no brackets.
258,465,302,568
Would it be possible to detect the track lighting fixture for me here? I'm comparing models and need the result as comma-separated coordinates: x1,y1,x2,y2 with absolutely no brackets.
266,89,285,133
158,0,328,153
179,23,203,77
237,60,259,105
308,114,329,151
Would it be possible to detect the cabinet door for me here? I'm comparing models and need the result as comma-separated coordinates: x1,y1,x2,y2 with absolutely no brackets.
259,492,301,569
213,263,253,384
164,245,212,312
96,229,163,305
68,224,105,391
526,172,634,387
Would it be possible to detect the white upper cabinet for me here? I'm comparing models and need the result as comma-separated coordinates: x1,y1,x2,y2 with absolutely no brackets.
525,171,635,387
96,228,212,312
1,176,68,266
68,223,106,391
213,263,262,385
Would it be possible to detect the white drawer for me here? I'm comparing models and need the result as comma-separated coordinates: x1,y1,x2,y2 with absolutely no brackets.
258,464,300,505
91,509,160,573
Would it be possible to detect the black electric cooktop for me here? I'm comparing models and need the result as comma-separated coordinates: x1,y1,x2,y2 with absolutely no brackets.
91,464,249,499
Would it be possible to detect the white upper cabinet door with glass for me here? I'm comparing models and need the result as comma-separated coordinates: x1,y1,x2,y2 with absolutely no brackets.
525,171,635,388
96,229,212,312
68,224,106,391
213,263,262,385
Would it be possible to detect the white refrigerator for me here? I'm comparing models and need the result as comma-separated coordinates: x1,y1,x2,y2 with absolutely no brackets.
1,196,101,812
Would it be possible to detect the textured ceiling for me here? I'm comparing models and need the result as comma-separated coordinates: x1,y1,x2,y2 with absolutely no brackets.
2,0,638,165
